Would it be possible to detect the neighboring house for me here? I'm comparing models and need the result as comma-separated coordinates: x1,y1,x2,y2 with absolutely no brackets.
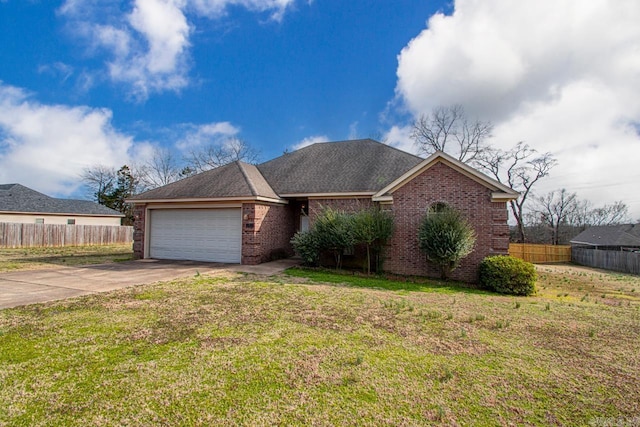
0,184,123,226
129,139,519,282
570,224,640,251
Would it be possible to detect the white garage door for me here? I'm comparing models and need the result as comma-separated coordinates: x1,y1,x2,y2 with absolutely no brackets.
149,208,242,263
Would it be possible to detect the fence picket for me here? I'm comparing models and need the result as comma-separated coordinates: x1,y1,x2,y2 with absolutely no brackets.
572,248,640,275
0,223,133,248
508,244,572,263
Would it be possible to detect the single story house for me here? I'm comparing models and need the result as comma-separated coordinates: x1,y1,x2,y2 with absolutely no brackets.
0,183,123,226
570,224,640,251
129,139,518,281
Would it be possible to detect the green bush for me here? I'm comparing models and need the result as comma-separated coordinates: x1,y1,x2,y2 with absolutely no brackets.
418,206,476,279
290,231,321,266
351,208,394,274
313,207,355,269
479,256,537,296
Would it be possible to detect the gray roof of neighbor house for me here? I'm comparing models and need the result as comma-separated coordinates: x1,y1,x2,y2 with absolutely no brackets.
0,184,123,216
129,161,280,201
257,139,423,194
570,224,640,247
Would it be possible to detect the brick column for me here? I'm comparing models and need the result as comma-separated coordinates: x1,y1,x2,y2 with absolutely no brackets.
132,204,146,259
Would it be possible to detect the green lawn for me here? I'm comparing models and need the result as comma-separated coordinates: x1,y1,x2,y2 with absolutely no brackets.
0,244,133,272
0,264,638,426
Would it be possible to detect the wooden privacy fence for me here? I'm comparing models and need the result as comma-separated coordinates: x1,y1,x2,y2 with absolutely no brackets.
572,247,640,276
509,243,572,264
0,223,133,248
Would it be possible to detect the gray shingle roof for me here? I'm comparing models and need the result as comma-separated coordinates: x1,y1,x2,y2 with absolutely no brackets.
570,224,640,247
0,184,123,216
257,139,423,194
129,139,424,201
130,161,279,201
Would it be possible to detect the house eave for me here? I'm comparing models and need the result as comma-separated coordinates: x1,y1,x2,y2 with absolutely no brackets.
0,210,124,218
570,240,597,246
126,196,288,205
279,192,376,199
371,195,393,203
491,192,519,202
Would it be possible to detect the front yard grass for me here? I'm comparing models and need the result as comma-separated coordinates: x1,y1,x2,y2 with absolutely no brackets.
0,244,133,272
0,264,638,426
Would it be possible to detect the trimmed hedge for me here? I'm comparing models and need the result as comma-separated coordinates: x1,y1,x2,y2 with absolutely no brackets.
479,255,537,296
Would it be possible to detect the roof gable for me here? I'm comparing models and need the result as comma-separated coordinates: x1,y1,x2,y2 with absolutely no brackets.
257,139,423,195
0,183,123,216
372,151,519,202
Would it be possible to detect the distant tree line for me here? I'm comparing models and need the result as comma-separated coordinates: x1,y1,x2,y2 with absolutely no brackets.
521,191,629,245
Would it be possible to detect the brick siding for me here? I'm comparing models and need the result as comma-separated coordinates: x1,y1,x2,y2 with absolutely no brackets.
384,162,510,282
132,204,146,259
242,203,296,264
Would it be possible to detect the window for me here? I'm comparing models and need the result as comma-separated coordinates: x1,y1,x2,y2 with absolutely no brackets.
35,218,44,224
429,202,450,214
67,219,76,225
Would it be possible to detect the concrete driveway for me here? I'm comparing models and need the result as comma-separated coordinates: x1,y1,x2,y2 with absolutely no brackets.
0,258,300,310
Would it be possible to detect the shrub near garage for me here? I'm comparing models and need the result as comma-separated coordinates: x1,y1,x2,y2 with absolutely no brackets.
479,255,537,296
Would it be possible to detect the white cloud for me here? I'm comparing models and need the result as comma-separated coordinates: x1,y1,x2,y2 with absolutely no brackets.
60,0,190,101
393,0,640,219
175,121,240,150
383,125,416,155
190,0,297,21
37,62,75,82
348,121,359,140
291,134,329,151
0,82,134,196
59,0,301,99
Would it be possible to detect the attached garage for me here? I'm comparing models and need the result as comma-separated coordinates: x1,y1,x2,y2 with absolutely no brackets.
148,208,242,263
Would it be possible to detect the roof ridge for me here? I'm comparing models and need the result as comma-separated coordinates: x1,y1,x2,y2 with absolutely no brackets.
369,139,423,161
236,161,259,196
620,229,640,243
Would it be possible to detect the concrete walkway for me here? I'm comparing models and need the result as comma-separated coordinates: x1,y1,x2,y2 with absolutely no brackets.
0,258,300,310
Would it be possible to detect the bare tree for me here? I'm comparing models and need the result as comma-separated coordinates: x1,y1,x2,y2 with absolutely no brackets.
411,104,493,163
587,201,630,226
80,165,116,201
79,165,145,224
535,189,578,245
80,164,148,200
475,142,557,243
139,147,183,190
186,137,260,173
566,199,593,228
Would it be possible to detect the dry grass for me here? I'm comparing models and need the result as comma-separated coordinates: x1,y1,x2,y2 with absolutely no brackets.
0,244,133,272
0,263,638,426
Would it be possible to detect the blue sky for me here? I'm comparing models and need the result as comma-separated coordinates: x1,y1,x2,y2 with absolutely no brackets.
1,0,640,219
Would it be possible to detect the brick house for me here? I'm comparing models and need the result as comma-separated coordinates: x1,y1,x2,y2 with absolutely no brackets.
128,139,518,281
